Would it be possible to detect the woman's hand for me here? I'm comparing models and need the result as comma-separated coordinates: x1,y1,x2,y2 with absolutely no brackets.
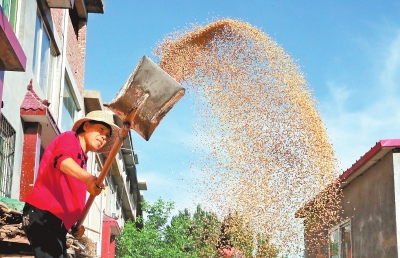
71,224,85,239
86,176,104,196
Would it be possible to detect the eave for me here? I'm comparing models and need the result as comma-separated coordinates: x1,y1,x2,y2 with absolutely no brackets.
103,214,121,236
0,8,26,71
296,139,400,218
20,82,61,147
46,0,104,15
46,0,74,9
339,139,400,187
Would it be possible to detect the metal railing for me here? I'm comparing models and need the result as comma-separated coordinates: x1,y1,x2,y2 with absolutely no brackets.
0,115,16,198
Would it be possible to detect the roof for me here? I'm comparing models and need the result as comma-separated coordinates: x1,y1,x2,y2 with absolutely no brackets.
20,80,60,147
20,83,50,114
103,214,121,236
340,139,400,187
296,139,400,218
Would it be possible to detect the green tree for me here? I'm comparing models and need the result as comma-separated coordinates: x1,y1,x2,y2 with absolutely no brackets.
219,212,255,257
143,198,175,231
190,205,221,256
165,205,221,257
117,199,221,258
116,198,279,257
164,208,193,255
116,198,176,258
255,233,279,258
218,212,279,257
116,216,164,257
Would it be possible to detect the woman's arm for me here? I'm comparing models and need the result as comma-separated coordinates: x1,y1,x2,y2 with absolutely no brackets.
59,158,103,196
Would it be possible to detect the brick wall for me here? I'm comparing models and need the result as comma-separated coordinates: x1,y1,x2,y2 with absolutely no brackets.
50,9,86,96
78,21,87,59
66,17,86,96
50,9,63,37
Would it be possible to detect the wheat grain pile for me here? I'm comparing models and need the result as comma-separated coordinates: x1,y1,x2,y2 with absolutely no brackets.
155,19,342,256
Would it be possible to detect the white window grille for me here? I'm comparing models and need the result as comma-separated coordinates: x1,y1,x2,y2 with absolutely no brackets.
0,115,16,198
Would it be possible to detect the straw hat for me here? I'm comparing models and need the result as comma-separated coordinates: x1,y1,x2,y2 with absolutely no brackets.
72,110,120,153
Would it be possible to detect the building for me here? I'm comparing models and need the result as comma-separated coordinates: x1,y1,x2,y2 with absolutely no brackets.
297,139,400,258
0,1,145,257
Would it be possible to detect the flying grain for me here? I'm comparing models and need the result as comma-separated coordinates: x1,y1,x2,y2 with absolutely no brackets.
155,19,342,256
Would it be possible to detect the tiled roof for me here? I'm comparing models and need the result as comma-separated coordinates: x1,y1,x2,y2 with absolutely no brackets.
20,80,60,135
20,80,49,114
103,213,121,235
103,213,118,223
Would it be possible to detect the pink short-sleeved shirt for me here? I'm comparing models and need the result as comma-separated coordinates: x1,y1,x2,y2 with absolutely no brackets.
26,131,88,230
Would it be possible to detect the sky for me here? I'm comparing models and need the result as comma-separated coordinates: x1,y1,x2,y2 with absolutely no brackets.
84,1,400,212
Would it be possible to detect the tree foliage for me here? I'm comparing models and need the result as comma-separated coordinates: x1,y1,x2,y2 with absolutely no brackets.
165,205,221,257
218,212,280,258
116,198,279,257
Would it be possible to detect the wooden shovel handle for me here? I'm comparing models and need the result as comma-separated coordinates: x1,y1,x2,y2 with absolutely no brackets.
75,93,149,232
75,123,131,229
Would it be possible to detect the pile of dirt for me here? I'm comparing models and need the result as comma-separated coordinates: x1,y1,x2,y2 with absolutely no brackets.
0,200,31,256
0,199,96,257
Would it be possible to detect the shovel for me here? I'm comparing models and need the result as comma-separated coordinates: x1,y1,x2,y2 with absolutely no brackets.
73,56,185,236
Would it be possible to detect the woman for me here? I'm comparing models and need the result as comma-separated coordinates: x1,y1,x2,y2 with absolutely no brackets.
22,110,119,258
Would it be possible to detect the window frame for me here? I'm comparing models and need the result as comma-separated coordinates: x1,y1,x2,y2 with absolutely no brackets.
32,9,54,96
0,0,19,31
60,77,79,132
328,219,352,258
106,173,117,214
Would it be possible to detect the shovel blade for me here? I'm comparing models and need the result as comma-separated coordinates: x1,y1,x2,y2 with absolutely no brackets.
106,56,185,140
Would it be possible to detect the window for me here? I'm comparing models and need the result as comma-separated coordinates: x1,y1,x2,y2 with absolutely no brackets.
106,174,117,215
61,79,78,132
329,221,352,258
0,115,16,198
0,0,18,31
33,10,53,95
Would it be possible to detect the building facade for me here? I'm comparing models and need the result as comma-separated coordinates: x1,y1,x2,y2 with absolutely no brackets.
298,139,400,258
0,1,145,257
